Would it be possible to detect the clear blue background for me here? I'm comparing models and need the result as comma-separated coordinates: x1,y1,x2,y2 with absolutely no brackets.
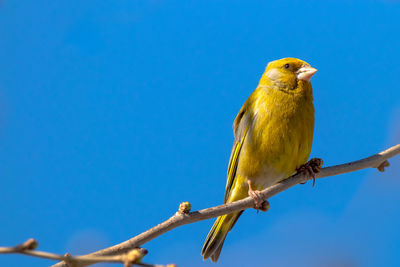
1,1,400,266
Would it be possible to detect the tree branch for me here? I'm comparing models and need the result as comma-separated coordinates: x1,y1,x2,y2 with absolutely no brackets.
0,238,173,267
50,144,400,267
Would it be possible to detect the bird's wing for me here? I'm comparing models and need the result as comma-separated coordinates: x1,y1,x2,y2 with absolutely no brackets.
224,106,250,203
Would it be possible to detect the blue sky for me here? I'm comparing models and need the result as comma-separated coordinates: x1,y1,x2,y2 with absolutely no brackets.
1,1,400,266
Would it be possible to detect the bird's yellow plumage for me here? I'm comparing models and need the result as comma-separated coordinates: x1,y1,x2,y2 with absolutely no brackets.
202,58,317,262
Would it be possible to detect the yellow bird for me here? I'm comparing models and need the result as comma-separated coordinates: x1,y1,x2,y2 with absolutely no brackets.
201,58,319,262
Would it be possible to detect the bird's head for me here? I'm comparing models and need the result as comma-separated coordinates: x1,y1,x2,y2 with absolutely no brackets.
259,58,317,93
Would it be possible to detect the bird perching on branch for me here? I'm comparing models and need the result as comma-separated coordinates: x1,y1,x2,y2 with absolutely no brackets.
201,58,321,262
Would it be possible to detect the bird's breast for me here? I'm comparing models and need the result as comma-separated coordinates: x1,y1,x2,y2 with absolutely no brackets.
237,95,314,189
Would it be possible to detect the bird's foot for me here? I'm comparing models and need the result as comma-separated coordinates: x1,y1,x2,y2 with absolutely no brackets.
247,180,269,213
297,158,324,186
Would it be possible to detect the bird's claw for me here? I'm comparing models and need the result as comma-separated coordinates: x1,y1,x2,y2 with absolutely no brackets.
297,158,324,186
247,180,269,213
249,189,263,208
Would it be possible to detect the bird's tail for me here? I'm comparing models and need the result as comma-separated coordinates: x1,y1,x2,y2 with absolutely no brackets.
201,211,243,262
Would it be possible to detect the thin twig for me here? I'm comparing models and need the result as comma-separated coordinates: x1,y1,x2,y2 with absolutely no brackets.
0,238,168,267
50,144,400,267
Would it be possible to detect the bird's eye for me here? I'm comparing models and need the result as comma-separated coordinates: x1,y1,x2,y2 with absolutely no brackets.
284,64,290,69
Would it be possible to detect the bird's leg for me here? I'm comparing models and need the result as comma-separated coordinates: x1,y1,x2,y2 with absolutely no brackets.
247,180,269,212
297,158,324,186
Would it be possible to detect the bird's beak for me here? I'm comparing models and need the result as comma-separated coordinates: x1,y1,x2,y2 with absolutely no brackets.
296,66,317,82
